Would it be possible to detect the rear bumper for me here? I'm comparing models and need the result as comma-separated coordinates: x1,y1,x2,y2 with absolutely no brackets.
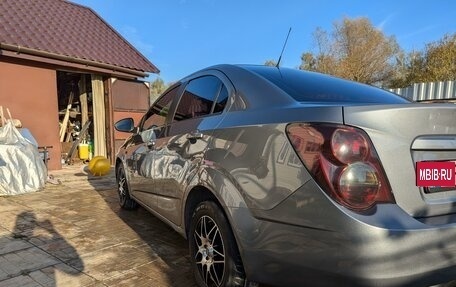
227,182,456,286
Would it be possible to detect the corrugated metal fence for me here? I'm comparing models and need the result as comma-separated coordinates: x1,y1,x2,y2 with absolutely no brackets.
389,81,456,101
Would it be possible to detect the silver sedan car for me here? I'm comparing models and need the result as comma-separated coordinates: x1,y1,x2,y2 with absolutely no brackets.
114,64,456,287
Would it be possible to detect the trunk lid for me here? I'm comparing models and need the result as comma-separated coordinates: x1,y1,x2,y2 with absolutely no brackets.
343,103,456,217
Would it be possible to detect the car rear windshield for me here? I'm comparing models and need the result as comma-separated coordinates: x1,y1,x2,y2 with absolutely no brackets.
246,66,410,104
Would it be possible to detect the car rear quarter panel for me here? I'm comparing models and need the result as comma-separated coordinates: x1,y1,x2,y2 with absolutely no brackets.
198,106,344,211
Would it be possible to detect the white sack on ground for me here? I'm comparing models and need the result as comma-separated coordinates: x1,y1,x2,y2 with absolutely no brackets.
0,122,47,195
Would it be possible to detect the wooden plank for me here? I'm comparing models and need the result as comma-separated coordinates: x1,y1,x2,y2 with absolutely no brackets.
64,120,73,142
91,74,107,157
59,91,74,142
0,106,4,126
79,75,89,129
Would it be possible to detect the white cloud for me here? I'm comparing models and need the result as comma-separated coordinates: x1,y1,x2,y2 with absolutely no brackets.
376,13,395,31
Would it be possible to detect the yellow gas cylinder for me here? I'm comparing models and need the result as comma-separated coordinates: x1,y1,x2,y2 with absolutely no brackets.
78,143,89,160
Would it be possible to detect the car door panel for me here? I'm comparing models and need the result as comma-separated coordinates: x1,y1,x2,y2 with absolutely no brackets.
123,85,181,212
154,120,210,225
154,73,231,226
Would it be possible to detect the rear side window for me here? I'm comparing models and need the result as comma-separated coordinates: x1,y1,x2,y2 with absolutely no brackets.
174,76,227,121
142,86,179,130
247,66,410,104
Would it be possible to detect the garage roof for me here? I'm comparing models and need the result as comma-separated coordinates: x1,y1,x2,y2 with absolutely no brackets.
0,0,159,77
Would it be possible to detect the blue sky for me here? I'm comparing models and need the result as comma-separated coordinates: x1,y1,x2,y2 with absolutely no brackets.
71,0,456,83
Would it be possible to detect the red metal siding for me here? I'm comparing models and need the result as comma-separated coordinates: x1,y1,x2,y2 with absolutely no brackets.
111,79,149,154
0,60,61,170
112,79,150,111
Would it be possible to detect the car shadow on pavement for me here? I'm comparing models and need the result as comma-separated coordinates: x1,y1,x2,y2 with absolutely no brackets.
77,165,197,287
108,201,196,286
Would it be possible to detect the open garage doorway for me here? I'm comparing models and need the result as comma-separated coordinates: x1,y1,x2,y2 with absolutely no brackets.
57,71,107,164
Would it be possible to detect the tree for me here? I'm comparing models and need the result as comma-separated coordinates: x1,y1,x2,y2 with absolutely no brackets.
300,52,316,71
264,60,277,67
300,17,399,85
388,33,456,88
150,77,167,104
425,34,456,81
388,50,426,88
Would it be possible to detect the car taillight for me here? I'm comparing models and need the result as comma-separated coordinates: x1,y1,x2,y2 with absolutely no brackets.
286,123,394,211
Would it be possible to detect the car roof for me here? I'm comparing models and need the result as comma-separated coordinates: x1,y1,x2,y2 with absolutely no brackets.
179,64,408,109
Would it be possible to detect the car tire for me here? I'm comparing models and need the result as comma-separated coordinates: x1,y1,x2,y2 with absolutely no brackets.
116,165,138,210
189,201,246,287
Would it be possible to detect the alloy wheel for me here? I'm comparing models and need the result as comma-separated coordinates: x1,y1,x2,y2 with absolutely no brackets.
193,215,226,287
117,170,127,204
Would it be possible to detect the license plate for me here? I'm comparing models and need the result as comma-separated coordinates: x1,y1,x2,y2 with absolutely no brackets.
416,161,456,188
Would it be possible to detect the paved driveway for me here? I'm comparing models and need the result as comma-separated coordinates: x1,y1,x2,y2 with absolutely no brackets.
0,165,197,287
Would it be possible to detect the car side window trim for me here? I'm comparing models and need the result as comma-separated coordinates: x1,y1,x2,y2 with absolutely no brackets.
139,84,182,132
211,83,229,115
209,83,224,114
210,70,239,112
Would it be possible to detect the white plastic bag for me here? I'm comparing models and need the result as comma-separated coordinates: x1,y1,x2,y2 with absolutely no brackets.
0,122,47,195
